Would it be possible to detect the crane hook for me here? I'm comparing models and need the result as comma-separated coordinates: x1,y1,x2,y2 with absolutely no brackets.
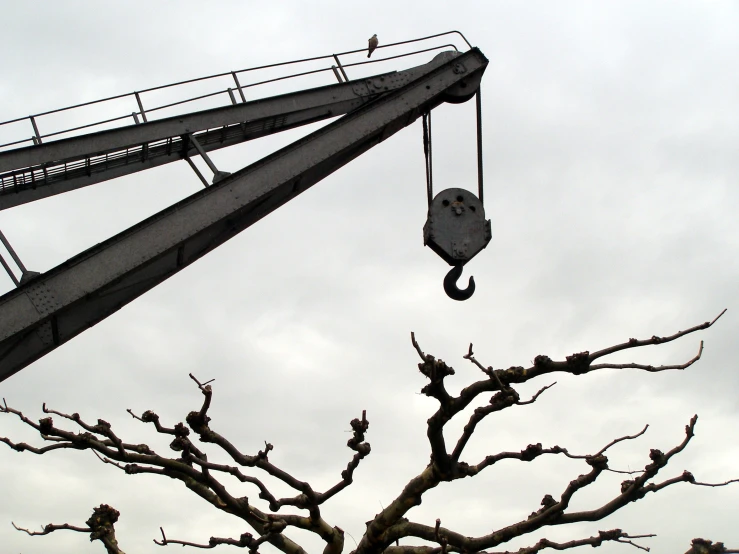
443,265,475,301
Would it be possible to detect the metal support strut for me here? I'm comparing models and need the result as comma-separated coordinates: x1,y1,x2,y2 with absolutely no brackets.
0,230,39,286
189,134,231,184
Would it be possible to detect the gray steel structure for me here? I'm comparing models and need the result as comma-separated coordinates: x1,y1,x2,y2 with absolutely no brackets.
424,188,492,301
0,47,488,382
0,53,462,210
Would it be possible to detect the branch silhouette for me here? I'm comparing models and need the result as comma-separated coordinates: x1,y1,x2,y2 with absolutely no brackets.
3,312,736,553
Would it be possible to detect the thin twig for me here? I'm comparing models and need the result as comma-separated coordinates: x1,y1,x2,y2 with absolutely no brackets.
12,521,91,535
692,478,739,487
596,424,649,456
591,340,704,372
411,332,427,361
517,382,557,405
589,309,725,362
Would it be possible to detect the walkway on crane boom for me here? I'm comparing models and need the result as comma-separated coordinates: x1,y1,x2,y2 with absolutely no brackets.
0,31,472,211
0,44,487,383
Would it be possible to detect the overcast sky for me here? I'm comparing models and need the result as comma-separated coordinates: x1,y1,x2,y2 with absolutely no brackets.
0,1,738,553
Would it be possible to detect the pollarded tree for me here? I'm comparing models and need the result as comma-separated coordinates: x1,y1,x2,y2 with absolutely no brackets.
2,312,738,554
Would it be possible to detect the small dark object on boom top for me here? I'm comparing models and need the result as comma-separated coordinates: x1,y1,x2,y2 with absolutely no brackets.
368,34,378,58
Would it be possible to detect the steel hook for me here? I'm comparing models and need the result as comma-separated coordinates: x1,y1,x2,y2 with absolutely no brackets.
443,265,475,301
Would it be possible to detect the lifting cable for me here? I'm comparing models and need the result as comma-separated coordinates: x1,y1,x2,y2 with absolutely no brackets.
421,87,485,207
475,89,484,205
422,111,433,206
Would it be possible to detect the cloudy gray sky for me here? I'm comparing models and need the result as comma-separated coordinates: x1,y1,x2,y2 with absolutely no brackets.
0,1,737,552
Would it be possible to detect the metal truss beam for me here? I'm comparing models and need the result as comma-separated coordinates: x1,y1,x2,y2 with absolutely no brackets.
0,53,456,211
0,49,488,382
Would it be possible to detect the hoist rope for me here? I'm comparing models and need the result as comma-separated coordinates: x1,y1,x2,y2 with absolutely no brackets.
422,87,484,208
476,89,484,205
422,111,433,206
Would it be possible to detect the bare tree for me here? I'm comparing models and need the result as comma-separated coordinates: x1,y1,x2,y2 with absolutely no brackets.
2,311,738,553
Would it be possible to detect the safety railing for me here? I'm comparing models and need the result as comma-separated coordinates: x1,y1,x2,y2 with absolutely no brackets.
0,31,473,153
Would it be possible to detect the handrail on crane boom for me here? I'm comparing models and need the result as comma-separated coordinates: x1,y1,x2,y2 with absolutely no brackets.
0,31,473,151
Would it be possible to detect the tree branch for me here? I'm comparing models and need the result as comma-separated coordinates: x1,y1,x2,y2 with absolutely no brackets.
13,505,126,554
692,479,739,487
589,309,725,362
155,525,275,551
353,315,729,554
4,313,735,554
595,424,649,456
1,378,359,554
13,521,91,535
590,340,704,372
484,529,656,553
451,381,556,462
685,538,739,553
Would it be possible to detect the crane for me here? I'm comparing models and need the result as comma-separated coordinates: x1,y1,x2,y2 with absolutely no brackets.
0,32,488,383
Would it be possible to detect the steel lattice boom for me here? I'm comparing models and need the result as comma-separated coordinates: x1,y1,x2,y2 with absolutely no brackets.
0,41,487,382
0,53,462,210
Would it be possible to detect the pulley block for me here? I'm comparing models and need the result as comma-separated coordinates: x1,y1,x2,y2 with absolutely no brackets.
423,188,491,301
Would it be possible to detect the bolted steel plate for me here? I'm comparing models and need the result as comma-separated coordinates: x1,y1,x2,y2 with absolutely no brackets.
423,187,491,266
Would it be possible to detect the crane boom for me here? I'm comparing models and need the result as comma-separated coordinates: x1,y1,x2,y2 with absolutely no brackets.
0,48,488,382
0,53,457,210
